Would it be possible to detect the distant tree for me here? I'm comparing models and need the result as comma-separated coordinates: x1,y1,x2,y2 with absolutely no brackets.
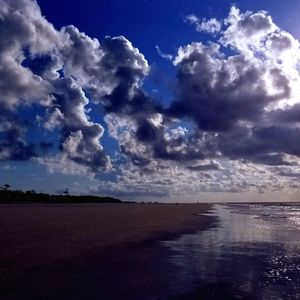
2,184,11,191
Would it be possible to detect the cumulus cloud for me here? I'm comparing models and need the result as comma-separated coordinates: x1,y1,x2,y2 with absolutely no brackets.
185,15,222,34
46,78,111,172
0,0,57,108
165,6,300,169
106,5,300,197
2,1,300,198
0,0,148,174
60,26,149,104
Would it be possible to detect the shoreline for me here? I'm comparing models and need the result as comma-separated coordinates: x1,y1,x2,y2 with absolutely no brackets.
0,203,218,300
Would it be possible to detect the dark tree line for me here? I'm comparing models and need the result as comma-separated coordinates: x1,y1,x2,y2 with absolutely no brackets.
0,184,123,204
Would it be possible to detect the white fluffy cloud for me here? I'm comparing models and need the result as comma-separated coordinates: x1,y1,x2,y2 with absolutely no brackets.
185,15,222,34
2,1,300,199
106,6,300,198
0,0,148,174
169,7,300,167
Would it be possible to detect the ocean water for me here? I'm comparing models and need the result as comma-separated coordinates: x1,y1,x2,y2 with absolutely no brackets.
162,204,300,300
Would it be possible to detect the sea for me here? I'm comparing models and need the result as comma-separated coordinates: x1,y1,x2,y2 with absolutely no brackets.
162,203,300,299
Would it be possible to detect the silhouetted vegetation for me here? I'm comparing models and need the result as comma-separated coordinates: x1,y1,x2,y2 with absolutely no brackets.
0,184,124,204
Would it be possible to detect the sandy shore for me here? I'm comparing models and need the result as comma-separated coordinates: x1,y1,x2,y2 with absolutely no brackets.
0,203,216,300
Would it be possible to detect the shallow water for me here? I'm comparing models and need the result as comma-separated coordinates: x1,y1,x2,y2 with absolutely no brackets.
162,204,300,299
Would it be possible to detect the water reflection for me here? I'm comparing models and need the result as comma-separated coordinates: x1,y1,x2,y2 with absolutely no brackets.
163,204,300,299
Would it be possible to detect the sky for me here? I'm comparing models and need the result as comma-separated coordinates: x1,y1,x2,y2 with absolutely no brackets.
2,0,300,202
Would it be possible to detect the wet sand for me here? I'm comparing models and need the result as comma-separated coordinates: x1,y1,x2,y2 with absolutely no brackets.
0,203,216,300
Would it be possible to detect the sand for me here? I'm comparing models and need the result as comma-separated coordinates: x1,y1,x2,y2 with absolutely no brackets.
0,203,216,300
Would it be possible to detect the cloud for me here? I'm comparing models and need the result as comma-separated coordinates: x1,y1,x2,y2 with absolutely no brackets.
185,15,222,34
2,1,300,197
105,112,210,168
0,105,37,160
0,0,149,174
102,3,300,197
101,5,300,197
47,78,111,172
170,41,290,130
164,6,300,170
155,45,173,61
0,0,57,109
60,26,149,104
186,160,223,171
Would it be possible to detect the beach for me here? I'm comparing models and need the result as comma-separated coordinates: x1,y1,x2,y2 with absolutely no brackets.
0,203,215,300
2,203,300,299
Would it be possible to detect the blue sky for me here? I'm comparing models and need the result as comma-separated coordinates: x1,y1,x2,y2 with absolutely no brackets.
36,0,300,54
2,0,300,201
